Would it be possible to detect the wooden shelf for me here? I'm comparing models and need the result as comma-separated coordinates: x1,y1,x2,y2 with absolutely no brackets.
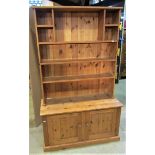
43,73,114,84
37,25,54,28
45,93,114,105
105,24,119,27
41,98,122,116
39,40,118,45
40,58,116,65
33,6,123,11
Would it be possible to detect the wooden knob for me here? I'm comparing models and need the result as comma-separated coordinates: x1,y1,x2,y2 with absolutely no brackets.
42,120,46,123
78,124,82,128
86,123,89,127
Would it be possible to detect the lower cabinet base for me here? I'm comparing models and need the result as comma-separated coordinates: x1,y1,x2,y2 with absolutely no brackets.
40,98,123,152
44,136,120,151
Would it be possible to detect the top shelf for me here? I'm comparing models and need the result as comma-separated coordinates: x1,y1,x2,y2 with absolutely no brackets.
33,6,123,11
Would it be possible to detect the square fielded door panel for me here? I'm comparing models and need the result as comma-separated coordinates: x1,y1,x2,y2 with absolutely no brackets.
85,109,117,140
47,113,82,145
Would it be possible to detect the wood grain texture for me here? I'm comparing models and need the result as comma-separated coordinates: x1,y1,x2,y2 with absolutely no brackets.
33,6,123,11
115,107,121,135
41,101,122,150
47,113,82,145
43,79,114,101
41,104,122,151
33,8,46,104
85,109,116,140
41,58,115,65
36,9,53,25
42,73,114,83
29,7,41,126
39,42,117,62
42,116,49,146
105,10,120,24
34,6,122,105
55,12,98,42
41,61,115,77
44,136,120,151
38,40,117,45
98,11,104,40
40,98,123,116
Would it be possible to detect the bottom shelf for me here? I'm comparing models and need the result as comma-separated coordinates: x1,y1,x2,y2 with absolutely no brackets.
45,93,113,104
43,78,114,104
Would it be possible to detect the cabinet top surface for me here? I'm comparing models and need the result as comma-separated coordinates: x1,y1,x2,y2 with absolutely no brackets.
40,98,123,116
32,6,123,10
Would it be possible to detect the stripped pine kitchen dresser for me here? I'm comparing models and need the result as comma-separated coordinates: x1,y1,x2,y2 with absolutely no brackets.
31,6,123,151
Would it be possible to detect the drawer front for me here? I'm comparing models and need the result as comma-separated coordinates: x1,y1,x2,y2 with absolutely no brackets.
85,109,117,140
46,113,82,145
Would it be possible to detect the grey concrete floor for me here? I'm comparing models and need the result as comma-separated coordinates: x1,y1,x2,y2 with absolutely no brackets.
29,80,126,155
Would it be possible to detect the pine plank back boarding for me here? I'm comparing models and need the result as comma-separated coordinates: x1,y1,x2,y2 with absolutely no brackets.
31,6,123,151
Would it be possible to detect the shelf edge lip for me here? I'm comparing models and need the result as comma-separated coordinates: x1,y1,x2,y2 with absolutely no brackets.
37,25,54,28
38,40,118,45
42,76,115,84
32,6,123,10
40,98,123,116
40,59,116,65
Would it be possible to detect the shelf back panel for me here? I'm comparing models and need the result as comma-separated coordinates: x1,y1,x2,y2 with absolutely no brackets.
42,61,115,77
40,43,117,60
36,9,53,25
44,78,114,100
38,28,54,42
54,12,99,42
105,27,118,40
105,10,119,24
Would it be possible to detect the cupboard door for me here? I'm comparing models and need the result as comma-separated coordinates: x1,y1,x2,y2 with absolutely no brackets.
47,113,82,145
85,109,117,140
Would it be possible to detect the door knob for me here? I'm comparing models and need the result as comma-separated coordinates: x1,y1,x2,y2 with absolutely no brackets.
86,123,90,127
78,124,82,128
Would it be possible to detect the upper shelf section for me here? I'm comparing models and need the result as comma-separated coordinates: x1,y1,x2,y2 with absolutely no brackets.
54,11,107,42
36,8,120,43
